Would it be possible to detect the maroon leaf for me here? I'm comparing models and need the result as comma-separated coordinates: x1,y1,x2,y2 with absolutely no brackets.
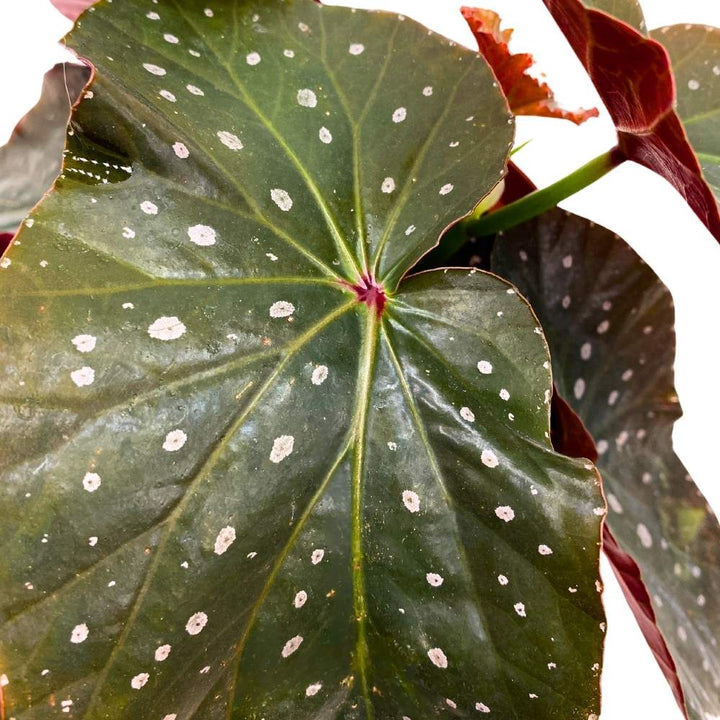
49,0,96,21
541,0,720,241
461,7,598,124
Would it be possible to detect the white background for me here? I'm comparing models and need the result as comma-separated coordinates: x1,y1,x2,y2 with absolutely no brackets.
1,1,719,718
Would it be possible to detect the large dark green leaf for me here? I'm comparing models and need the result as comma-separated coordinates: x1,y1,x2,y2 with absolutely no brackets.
0,62,91,235
0,2,604,718
652,24,720,208
493,209,720,720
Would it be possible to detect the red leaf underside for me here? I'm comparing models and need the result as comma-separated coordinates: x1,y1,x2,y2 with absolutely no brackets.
461,6,598,125
542,0,720,241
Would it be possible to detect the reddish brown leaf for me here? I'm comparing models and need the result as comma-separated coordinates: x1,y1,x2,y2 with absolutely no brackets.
49,0,96,21
461,7,598,124
542,0,720,241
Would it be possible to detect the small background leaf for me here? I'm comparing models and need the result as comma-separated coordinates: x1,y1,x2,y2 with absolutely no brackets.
652,24,720,209
493,209,720,720
0,62,90,235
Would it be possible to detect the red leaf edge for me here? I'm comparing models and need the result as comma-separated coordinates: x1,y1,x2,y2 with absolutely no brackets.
49,0,97,21
461,6,598,125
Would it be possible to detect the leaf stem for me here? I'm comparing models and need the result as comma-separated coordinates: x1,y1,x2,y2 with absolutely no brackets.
465,146,625,237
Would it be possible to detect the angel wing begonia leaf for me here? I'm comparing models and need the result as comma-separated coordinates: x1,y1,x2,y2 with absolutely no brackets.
0,62,91,235
493,209,720,720
460,7,598,125
542,0,720,242
652,24,720,208
0,1,605,718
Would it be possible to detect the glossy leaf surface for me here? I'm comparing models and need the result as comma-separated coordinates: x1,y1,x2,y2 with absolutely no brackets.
493,209,720,720
0,62,90,235
542,0,720,242
653,24,720,208
0,1,605,718
460,7,598,125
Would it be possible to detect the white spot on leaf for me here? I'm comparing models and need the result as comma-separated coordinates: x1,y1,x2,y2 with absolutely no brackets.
311,365,328,385
392,107,407,123
270,435,294,463
71,367,95,387
306,682,322,696
477,360,493,374
214,526,236,555
140,200,158,215
143,63,166,76
185,612,208,635
269,300,295,317
148,316,186,340
271,188,293,211
427,647,448,668
311,548,325,564
460,406,475,422
514,602,526,617
131,673,149,690
402,490,420,513
381,177,396,194
481,449,499,468
281,635,303,658
72,334,96,353
426,573,444,587
155,644,171,662
297,88,318,108
538,544,553,555
70,623,89,644
294,590,308,608
83,472,101,492
217,131,243,150
172,142,189,159
319,126,332,144
246,51,261,65
439,183,454,195
188,224,216,246
495,505,514,522
348,43,365,55
163,429,187,452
